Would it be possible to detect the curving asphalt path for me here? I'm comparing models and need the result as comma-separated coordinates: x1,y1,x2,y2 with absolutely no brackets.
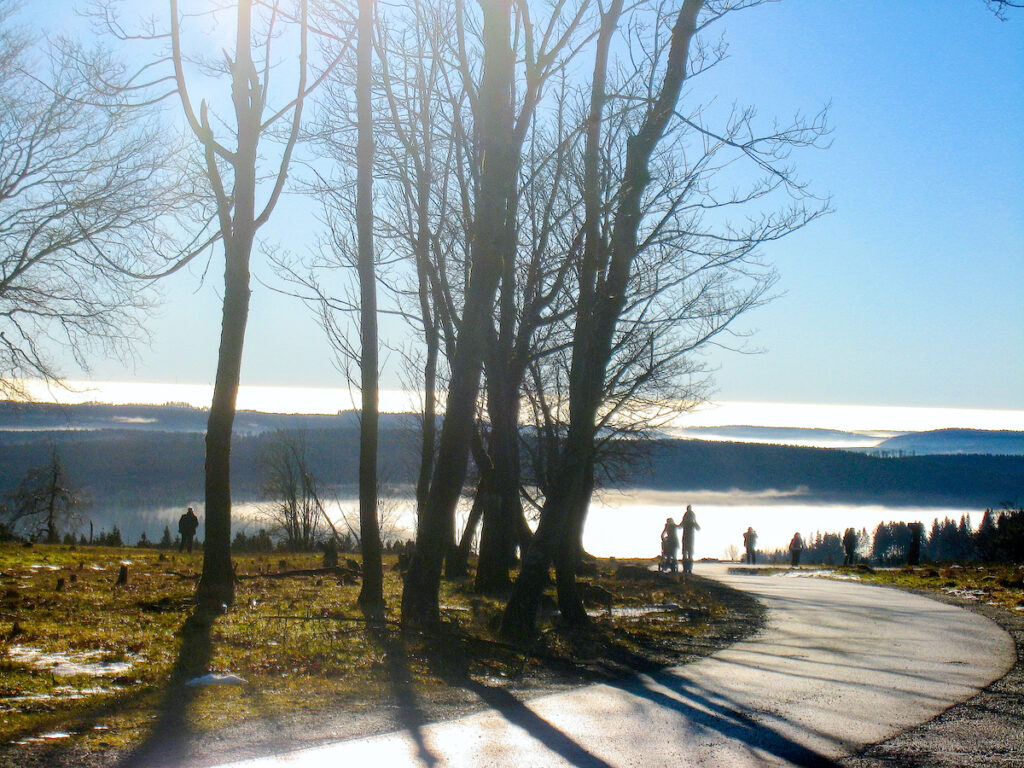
214,564,1015,768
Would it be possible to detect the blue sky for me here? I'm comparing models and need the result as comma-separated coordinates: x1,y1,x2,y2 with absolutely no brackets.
26,1,1024,413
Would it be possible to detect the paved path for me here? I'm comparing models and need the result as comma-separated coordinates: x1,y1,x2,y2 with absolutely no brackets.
215,564,1015,768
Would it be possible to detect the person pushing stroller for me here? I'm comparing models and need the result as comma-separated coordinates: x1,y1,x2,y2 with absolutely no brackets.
660,517,679,573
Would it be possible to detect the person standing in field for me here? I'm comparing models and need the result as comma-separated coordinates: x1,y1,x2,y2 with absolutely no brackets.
743,526,758,564
789,532,805,567
178,506,199,553
680,505,700,574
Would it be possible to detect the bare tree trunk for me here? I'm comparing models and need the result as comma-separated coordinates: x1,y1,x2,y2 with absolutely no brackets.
445,471,490,579
500,437,591,643
197,0,262,608
401,0,516,630
475,370,522,592
355,0,385,619
198,235,251,608
414,145,439,518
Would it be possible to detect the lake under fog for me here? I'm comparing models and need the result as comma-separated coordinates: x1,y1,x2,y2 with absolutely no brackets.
102,489,978,561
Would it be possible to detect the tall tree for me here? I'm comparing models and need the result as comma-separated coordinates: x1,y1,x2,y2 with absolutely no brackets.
503,0,828,641
401,0,519,628
354,0,385,617
92,0,336,607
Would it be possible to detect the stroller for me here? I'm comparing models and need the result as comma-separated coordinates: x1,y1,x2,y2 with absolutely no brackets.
658,539,678,573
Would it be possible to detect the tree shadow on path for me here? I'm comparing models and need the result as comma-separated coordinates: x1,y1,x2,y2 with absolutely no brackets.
614,667,844,768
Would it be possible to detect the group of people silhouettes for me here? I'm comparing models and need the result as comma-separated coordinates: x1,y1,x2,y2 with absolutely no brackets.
659,505,700,574
660,516,866,570
739,527,805,566
743,526,862,567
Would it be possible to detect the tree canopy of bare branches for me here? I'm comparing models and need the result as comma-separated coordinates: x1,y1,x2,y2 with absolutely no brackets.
0,0,196,399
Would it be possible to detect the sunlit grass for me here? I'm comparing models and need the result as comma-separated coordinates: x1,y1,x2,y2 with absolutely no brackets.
853,562,1024,612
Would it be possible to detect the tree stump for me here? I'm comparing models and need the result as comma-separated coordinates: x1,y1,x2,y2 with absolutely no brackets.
116,564,129,586
55,577,66,592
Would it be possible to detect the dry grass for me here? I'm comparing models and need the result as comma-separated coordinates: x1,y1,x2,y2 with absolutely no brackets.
852,562,1024,612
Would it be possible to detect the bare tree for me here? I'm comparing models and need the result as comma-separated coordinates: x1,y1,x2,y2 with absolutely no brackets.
257,430,325,551
502,0,828,642
0,1,193,399
400,0,596,628
3,447,85,543
347,0,386,617
398,0,519,628
90,0,342,607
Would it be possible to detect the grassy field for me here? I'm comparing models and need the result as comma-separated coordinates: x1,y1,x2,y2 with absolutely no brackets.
0,543,757,766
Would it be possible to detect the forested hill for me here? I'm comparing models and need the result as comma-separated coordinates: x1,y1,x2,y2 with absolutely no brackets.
0,422,1021,509
642,440,1022,507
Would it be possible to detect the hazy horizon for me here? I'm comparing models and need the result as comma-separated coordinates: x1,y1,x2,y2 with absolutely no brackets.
13,379,1024,436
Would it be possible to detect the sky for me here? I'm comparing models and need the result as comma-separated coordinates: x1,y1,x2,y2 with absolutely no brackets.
18,1,1024,423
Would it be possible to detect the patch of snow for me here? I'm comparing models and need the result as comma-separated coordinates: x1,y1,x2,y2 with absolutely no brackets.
185,673,248,687
7,646,134,677
942,588,987,600
586,603,683,618
783,570,861,581
1,686,111,710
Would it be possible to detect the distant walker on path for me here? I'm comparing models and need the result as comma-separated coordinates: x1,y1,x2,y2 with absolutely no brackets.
789,532,805,567
179,506,199,553
743,526,758,564
842,528,858,566
908,521,924,566
680,505,700,574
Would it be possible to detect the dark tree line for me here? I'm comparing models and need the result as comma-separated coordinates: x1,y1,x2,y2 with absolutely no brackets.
762,510,1024,566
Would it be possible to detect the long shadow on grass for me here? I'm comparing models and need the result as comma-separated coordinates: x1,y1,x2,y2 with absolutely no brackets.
368,621,439,767
114,608,215,768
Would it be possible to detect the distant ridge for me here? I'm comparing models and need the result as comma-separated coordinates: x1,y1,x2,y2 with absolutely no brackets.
0,401,419,436
670,425,893,447
872,428,1024,456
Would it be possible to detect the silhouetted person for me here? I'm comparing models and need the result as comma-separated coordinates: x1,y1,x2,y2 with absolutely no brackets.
178,506,199,553
789,532,804,567
660,517,679,573
842,527,858,566
908,521,923,566
680,505,700,574
743,526,758,564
